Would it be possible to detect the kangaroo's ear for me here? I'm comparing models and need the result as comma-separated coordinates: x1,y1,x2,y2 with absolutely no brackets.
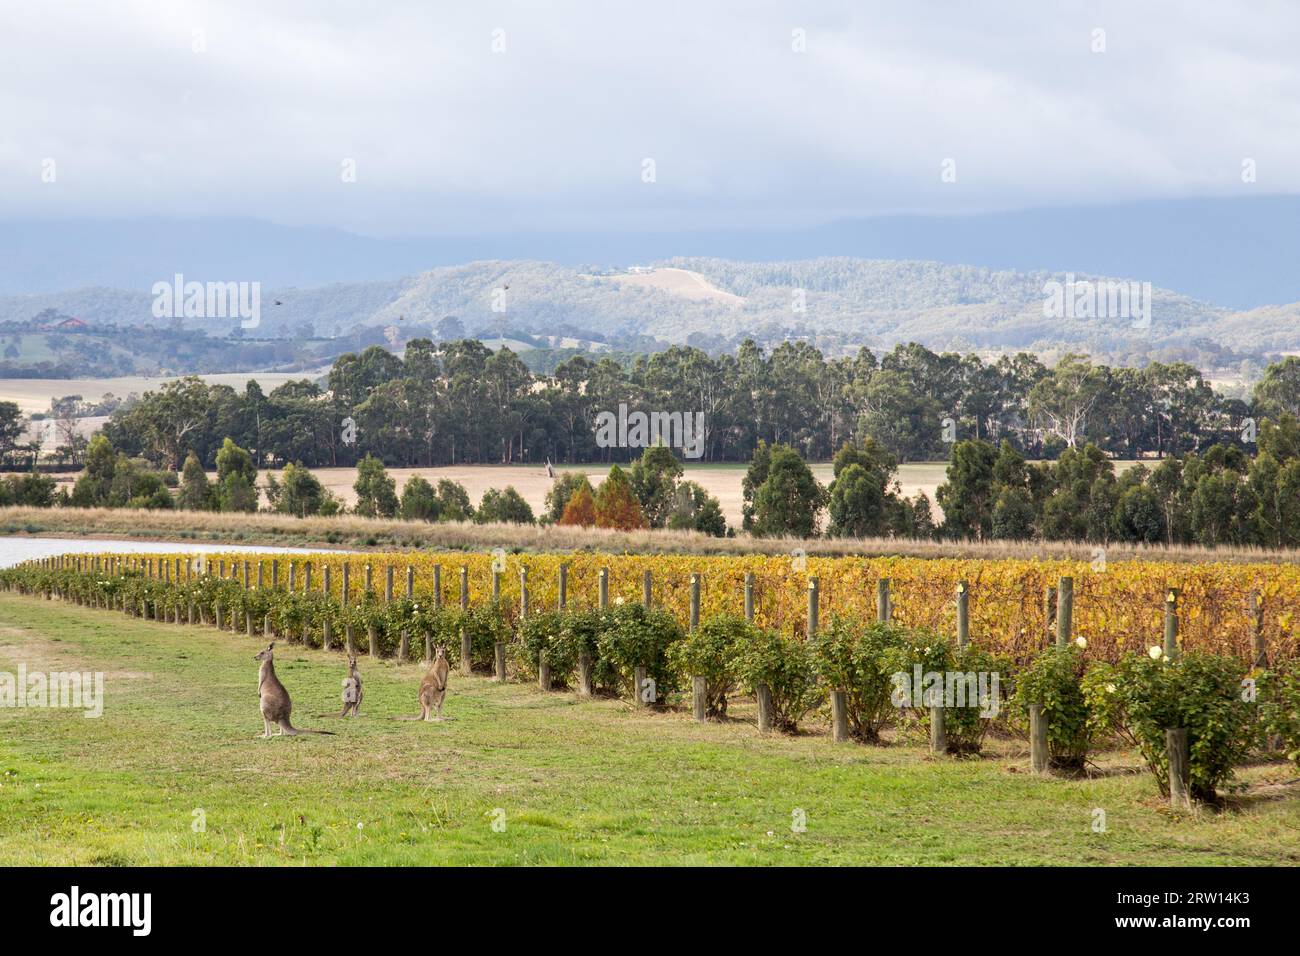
268,642,275,650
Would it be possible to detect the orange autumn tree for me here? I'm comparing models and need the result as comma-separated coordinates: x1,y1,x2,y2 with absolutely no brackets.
558,485,598,527
594,465,648,530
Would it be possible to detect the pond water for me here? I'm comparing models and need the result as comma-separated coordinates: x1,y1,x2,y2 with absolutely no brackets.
0,537,339,569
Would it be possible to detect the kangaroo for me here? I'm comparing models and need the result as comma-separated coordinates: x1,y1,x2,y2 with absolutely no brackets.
339,656,363,717
398,646,451,721
254,643,334,738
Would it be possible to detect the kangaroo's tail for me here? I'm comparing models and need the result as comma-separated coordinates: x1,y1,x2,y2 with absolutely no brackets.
280,720,336,736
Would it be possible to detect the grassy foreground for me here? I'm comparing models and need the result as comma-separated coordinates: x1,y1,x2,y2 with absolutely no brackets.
1,592,1298,866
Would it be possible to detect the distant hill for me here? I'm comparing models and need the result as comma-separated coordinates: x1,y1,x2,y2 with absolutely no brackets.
6,195,1300,308
2,257,1294,363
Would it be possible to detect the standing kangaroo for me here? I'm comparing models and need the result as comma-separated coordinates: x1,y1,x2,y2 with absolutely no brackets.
339,656,363,717
254,643,334,738
398,646,451,721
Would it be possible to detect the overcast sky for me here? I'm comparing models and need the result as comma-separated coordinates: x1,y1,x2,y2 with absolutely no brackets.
3,0,1298,236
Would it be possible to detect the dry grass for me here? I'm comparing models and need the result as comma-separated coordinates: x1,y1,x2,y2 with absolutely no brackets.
3,505,1299,564
0,370,331,416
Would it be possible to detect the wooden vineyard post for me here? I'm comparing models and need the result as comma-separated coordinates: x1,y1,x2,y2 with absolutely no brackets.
431,565,442,661
688,572,704,720
1044,584,1056,642
807,576,819,636
1250,591,1266,668
494,640,507,683
577,650,593,698
322,565,333,651
261,562,274,638
369,567,379,658
643,569,652,609
955,581,969,647
755,683,773,733
598,568,608,610
343,563,356,656
1029,704,1048,773
1056,577,1073,647
520,566,529,620
1164,588,1180,661
809,576,846,742
831,692,849,743
750,570,772,729
459,566,471,676
689,573,700,632
558,563,568,610
398,566,412,662
877,578,891,623
1167,728,1191,809
301,562,312,646
535,567,551,686
572,565,592,698
930,703,947,754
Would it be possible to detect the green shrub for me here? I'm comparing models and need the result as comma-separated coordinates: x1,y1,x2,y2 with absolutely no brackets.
456,604,514,671
596,603,684,701
1258,661,1300,768
555,609,619,693
947,645,1007,754
1013,644,1090,769
343,597,392,653
668,613,753,718
407,603,461,659
884,632,1007,755
517,611,578,685
731,625,822,733
808,615,906,742
1104,651,1254,800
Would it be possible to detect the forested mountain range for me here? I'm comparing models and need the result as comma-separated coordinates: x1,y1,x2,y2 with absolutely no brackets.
0,257,1294,370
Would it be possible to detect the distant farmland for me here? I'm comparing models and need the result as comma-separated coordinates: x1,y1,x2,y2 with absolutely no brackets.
3,458,1151,530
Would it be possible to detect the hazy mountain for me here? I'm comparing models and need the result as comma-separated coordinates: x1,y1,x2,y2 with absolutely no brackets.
5,195,1300,309
3,256,1298,360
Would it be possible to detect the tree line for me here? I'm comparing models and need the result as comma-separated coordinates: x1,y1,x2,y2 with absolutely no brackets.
736,415,1300,549
73,340,1300,472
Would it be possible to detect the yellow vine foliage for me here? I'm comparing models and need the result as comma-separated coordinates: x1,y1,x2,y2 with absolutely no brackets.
96,551,1300,664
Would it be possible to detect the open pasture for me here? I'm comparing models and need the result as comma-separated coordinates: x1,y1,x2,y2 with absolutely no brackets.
1,591,1297,866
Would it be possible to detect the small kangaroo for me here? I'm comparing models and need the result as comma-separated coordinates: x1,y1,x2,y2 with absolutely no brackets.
339,656,363,717
254,643,334,738
398,646,451,721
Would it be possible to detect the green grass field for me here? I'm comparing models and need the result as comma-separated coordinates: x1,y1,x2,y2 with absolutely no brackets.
1,592,1298,866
